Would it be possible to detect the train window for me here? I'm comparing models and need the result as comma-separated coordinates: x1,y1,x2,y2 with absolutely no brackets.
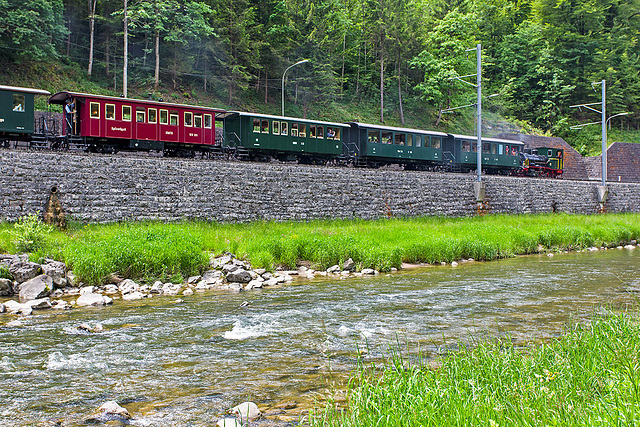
122,106,132,121
253,119,260,132
160,109,169,125
106,104,116,120
382,131,392,144
317,126,324,138
407,135,413,146
482,142,490,153
273,121,280,135
368,130,380,143
462,140,471,152
394,133,405,145
261,120,269,133
170,111,178,126
184,112,193,127
136,107,145,123
498,144,503,155
415,135,422,147
12,94,25,112
194,114,202,128
310,125,316,138
511,146,518,156
431,137,441,149
326,127,335,139
333,128,340,139
204,114,212,128
491,144,498,154
291,123,299,137
472,141,478,152
505,145,510,155
281,122,288,136
148,108,157,124
299,124,307,137
90,102,100,119
548,149,553,156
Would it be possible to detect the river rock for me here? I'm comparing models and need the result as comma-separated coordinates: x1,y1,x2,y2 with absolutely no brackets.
226,269,252,283
201,270,223,282
104,284,119,294
211,254,233,269
27,298,52,310
162,283,181,295
0,278,13,296
254,268,267,275
96,401,130,419
222,264,240,274
217,418,242,427
343,258,356,271
122,291,145,301
150,281,163,294
18,274,53,301
230,402,261,422
0,303,4,313
66,271,78,287
118,279,140,295
187,275,201,284
182,288,194,296
10,261,42,284
631,240,637,245
80,286,96,295
41,260,66,286
327,265,340,274
624,245,636,250
245,280,263,290
361,268,375,275
51,299,71,310
76,292,112,307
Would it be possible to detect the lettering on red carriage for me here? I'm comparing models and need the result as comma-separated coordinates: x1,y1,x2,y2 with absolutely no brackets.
189,132,198,137
110,126,127,132
165,130,174,135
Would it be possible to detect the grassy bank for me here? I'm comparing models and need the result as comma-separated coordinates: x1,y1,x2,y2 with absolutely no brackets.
1,213,639,285
310,311,640,426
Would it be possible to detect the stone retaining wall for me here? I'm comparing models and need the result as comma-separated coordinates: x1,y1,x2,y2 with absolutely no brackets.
1,150,640,223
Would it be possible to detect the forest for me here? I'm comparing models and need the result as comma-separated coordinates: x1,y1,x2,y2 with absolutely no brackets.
1,0,639,154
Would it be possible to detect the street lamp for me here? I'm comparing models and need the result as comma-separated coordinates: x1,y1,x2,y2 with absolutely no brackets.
282,59,309,117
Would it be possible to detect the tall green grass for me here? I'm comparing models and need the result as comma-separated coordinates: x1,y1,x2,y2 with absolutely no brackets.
311,311,640,426
1,213,639,284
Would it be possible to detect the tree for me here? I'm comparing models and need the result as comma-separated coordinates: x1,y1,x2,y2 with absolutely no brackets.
0,0,67,59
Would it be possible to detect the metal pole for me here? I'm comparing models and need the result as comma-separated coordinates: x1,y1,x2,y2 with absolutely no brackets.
282,59,309,117
601,80,606,185
476,43,482,183
123,0,128,98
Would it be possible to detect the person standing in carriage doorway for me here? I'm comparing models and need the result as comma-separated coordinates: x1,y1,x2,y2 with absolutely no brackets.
64,98,75,136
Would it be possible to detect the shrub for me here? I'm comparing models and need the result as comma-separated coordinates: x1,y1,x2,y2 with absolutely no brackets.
11,213,53,253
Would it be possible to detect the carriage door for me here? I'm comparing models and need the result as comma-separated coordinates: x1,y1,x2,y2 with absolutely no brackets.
88,101,101,137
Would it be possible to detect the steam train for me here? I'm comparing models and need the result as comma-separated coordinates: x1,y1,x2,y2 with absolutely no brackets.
0,85,563,178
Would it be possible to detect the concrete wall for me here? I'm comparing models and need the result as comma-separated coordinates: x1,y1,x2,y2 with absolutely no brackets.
1,150,639,223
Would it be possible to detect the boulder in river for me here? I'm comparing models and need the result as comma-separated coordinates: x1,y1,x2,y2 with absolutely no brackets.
9,261,41,284
76,292,113,307
226,269,252,283
18,274,53,301
0,278,13,296
94,400,131,421
230,401,261,422
342,258,356,271
41,260,66,286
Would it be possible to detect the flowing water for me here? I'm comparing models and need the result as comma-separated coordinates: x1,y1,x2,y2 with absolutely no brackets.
1,249,639,426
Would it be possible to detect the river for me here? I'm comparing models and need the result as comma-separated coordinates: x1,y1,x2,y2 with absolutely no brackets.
1,248,639,426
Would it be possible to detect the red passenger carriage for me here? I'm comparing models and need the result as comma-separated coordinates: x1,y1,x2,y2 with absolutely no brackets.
49,91,225,156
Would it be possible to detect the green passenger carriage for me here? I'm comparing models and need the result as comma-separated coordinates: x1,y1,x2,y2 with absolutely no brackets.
445,134,525,174
346,122,447,169
0,85,50,145
221,111,349,163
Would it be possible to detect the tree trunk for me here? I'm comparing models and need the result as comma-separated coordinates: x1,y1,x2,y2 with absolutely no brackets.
87,0,97,76
341,32,346,96
380,45,384,124
154,29,160,88
397,53,404,125
123,0,128,97
203,60,207,93
265,69,268,104
105,33,110,77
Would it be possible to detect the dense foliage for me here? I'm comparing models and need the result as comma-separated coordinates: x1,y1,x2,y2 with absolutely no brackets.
1,0,639,148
